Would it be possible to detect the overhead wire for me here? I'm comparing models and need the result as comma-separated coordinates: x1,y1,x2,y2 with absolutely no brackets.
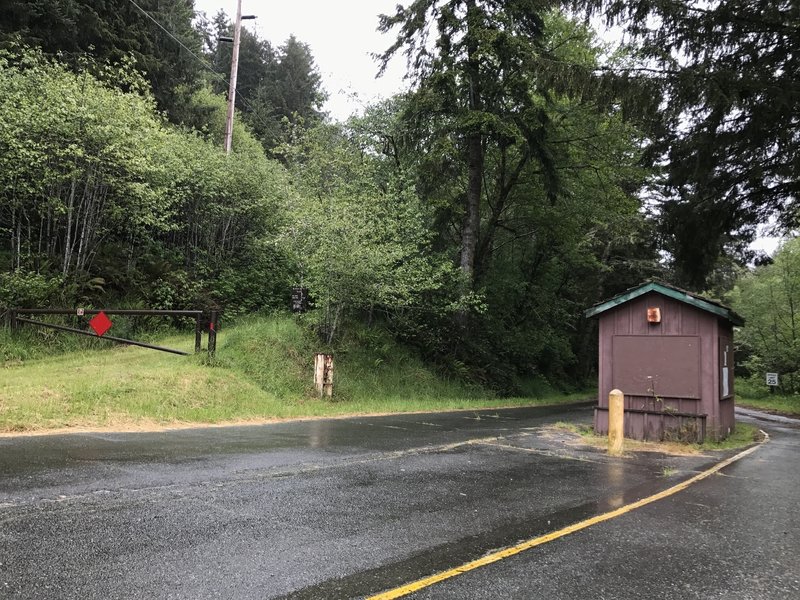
126,0,277,139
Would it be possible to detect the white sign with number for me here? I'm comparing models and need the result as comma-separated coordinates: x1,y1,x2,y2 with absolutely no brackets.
766,372,779,386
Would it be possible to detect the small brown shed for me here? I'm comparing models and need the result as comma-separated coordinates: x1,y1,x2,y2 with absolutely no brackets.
585,281,744,442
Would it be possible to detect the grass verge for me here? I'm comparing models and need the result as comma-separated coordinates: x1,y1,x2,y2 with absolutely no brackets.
0,314,592,434
734,379,800,417
736,395,800,417
550,421,763,455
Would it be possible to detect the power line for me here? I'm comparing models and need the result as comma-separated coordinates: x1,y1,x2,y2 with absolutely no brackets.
126,0,276,140
128,0,221,81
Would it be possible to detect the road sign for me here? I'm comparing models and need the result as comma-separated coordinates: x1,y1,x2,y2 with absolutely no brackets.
76,308,84,316
291,287,310,313
766,372,779,386
88,311,113,337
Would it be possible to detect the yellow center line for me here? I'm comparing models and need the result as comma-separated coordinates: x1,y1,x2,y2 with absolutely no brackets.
367,435,768,600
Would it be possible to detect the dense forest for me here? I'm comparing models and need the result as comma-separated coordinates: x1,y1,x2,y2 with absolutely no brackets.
0,0,797,392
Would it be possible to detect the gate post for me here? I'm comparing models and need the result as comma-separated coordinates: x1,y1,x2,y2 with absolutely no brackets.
208,310,218,356
194,315,202,353
9,308,18,333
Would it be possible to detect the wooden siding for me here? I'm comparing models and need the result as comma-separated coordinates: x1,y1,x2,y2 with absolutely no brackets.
595,407,706,443
594,290,735,441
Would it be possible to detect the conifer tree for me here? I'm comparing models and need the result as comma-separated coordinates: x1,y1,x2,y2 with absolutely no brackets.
582,0,800,287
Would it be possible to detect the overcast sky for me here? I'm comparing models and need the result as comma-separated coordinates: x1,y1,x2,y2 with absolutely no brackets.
193,0,408,122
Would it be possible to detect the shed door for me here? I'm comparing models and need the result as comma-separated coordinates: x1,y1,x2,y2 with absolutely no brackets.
612,335,701,399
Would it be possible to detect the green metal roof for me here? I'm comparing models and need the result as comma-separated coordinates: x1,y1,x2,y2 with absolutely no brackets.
584,281,744,326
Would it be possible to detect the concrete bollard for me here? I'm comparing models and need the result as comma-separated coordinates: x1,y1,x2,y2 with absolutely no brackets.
608,388,624,456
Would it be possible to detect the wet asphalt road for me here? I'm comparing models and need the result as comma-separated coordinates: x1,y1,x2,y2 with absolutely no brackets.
410,410,800,599
0,404,796,599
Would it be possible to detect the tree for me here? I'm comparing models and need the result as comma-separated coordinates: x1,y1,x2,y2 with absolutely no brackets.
208,10,277,114
207,13,325,151
0,48,291,313
248,35,327,150
731,238,800,393
379,0,560,289
582,0,800,288
279,122,454,343
0,0,205,117
269,36,326,124
368,13,657,387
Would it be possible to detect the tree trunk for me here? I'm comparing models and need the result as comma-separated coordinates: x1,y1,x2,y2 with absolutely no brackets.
62,176,77,276
459,0,483,288
460,133,483,282
76,183,94,273
10,206,16,270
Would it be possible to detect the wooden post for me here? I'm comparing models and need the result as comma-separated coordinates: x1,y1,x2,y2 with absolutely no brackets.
208,310,218,357
314,353,333,398
194,315,202,353
9,308,18,333
608,388,624,456
224,0,243,154
314,353,325,396
323,354,333,398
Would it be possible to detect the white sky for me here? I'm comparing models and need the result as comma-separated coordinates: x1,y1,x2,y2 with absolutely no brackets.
193,0,409,122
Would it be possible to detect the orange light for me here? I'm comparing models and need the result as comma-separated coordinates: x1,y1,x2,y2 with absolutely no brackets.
647,307,661,323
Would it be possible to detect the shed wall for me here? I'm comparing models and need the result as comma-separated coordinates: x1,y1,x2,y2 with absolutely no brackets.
595,291,730,440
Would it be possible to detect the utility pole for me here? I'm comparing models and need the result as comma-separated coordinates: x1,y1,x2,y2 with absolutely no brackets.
223,0,256,154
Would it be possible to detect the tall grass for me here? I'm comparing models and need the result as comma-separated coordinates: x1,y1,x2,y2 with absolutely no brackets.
0,314,592,432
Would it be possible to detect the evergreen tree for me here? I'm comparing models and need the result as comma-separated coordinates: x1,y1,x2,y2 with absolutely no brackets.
207,13,325,150
379,0,561,289
375,8,656,386
0,0,204,117
582,0,800,288
248,35,326,150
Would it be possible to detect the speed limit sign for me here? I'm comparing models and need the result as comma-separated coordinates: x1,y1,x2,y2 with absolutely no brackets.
766,372,779,386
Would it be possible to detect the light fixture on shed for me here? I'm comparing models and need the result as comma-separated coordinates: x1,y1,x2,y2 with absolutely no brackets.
647,307,661,323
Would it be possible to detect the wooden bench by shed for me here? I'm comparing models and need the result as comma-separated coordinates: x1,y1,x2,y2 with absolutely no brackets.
585,281,744,442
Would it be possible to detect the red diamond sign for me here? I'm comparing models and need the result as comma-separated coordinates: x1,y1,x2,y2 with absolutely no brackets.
88,311,113,337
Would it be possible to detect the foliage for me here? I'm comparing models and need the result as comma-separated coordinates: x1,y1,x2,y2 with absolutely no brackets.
0,270,65,309
279,122,457,342
581,0,800,287
0,0,204,117
0,47,291,315
205,12,326,151
375,9,656,388
0,7,667,397
730,238,800,393
379,0,560,286
0,47,170,278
